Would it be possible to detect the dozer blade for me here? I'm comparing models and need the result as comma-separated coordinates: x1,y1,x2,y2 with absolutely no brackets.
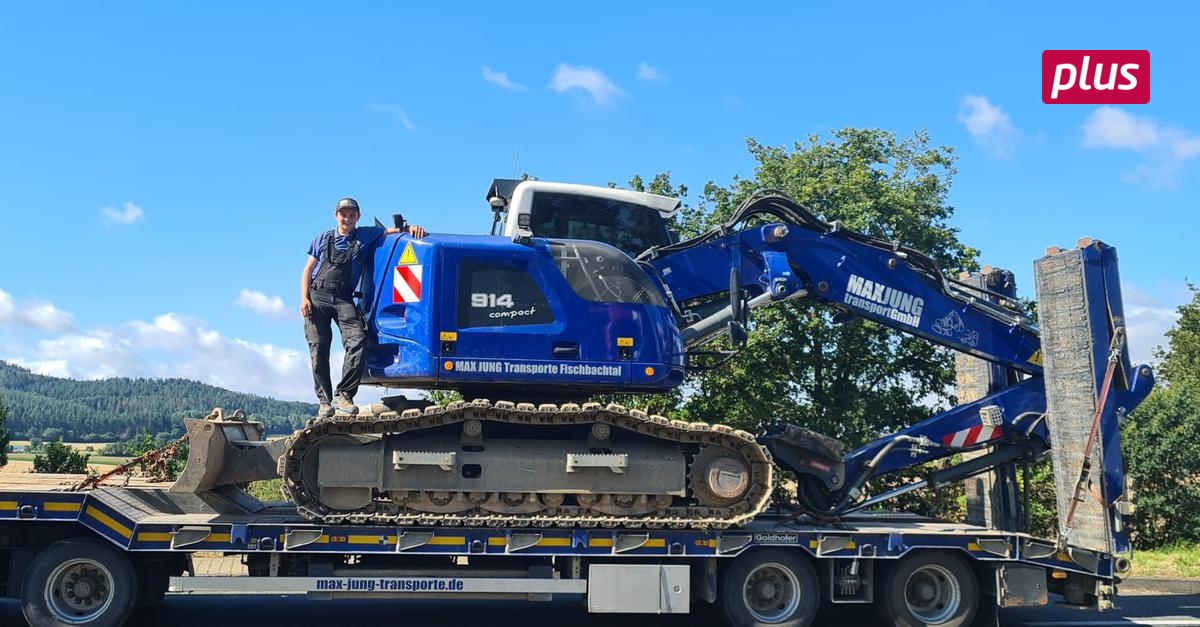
171,409,288,494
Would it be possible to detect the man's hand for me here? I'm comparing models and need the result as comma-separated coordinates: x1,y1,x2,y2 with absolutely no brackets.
301,256,318,316
407,224,427,238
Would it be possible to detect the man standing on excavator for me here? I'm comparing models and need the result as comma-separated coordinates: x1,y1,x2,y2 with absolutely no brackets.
301,197,427,417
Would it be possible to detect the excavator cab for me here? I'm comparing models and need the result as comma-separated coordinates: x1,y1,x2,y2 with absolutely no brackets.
342,180,691,402
357,231,686,402
485,179,680,257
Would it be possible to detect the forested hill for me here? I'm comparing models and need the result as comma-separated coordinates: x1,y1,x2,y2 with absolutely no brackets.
0,361,316,441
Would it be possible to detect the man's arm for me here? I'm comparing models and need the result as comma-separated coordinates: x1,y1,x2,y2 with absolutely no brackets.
300,255,318,317
384,225,427,238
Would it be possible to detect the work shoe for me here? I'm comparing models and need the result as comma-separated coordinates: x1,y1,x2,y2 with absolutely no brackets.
317,403,334,418
333,395,359,415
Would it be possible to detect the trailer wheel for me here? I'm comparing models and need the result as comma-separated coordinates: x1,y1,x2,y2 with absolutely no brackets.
21,538,138,627
720,549,819,627
880,551,977,627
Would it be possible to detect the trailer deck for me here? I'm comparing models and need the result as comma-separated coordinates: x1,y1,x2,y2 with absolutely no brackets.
0,475,1114,578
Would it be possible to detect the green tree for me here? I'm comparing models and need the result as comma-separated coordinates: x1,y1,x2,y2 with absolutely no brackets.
0,392,10,467
601,130,977,517
1155,284,1200,389
0,360,314,440
33,440,90,474
1019,460,1059,539
1123,386,1200,547
671,130,977,449
1124,284,1200,548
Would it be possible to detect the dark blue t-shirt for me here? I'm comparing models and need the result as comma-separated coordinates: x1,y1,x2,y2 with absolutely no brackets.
307,226,387,288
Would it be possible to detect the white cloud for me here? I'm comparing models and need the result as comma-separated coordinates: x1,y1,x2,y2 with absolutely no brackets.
0,288,76,332
637,62,665,81
100,201,145,227
481,66,524,91
10,358,71,378
1121,282,1184,367
549,63,625,106
0,295,318,402
32,330,132,380
1081,107,1200,187
1082,106,1159,150
369,104,415,130
956,95,1021,158
235,289,291,321
128,313,198,351
1174,136,1200,159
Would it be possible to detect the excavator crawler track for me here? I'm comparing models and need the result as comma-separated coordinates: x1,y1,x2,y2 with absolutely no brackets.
279,399,773,529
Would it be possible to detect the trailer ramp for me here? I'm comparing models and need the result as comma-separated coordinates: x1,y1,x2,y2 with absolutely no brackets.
1033,239,1153,555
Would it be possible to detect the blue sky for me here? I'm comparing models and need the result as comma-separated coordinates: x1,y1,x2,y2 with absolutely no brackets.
0,2,1193,403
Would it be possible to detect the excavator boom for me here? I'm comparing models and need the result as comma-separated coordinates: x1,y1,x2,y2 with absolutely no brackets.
641,191,1153,552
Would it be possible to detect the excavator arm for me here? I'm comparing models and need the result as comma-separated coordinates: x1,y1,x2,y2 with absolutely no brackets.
641,192,1154,549
643,191,1042,373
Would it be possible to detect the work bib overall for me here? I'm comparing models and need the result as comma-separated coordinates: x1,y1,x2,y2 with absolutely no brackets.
304,231,366,405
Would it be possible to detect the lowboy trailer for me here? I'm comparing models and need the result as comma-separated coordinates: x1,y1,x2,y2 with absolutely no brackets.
0,478,1125,627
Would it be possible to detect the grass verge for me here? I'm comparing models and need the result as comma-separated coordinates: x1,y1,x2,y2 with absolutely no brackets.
1131,545,1200,579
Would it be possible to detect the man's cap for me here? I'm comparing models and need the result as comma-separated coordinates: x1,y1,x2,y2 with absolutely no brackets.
335,197,360,212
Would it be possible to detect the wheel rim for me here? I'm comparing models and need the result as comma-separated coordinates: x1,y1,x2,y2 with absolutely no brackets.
903,563,962,624
44,558,115,624
742,562,802,623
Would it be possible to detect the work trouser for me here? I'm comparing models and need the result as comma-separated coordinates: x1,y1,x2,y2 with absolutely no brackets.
303,289,366,404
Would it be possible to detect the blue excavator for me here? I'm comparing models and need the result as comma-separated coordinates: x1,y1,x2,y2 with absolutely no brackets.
177,179,1153,552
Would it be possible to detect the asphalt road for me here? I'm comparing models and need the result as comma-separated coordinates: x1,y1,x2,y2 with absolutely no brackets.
2,592,1197,627
1002,591,1200,626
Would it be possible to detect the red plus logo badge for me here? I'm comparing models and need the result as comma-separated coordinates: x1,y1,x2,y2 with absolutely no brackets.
1042,50,1150,104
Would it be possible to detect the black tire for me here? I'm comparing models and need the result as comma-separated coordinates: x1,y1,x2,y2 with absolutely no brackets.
879,551,978,627
720,549,820,627
21,537,139,627
135,556,173,608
